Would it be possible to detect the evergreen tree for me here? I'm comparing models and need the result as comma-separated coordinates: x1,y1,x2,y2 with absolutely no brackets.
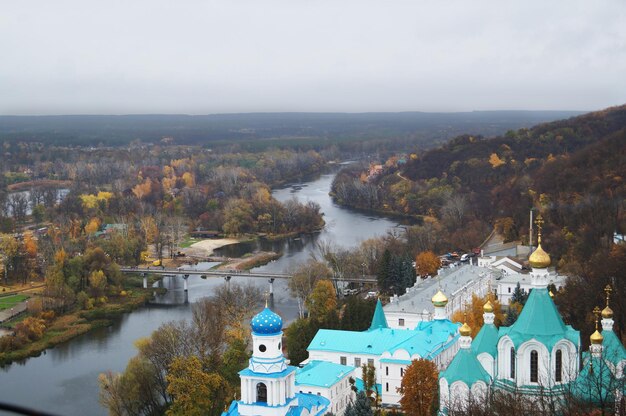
377,249,392,294
511,282,528,305
350,391,373,416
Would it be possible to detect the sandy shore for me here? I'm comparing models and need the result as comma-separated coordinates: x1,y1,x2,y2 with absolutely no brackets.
189,238,240,256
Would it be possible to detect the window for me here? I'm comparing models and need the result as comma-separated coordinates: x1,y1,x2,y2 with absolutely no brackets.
257,383,267,403
278,342,281,350
399,318,405,327
530,350,538,383
386,366,389,376
368,359,374,367
259,344,266,352
340,356,347,365
555,350,562,382
508,287,512,293
510,347,516,379
385,382,389,392
355,358,361,367
401,368,404,377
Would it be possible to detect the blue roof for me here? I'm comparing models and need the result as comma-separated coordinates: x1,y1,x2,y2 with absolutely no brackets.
309,319,459,359
440,348,491,386
572,355,618,405
369,299,388,330
239,366,296,379
251,307,283,335
602,330,626,366
354,378,382,395
472,323,498,357
296,361,354,388
221,394,330,416
380,358,412,365
498,288,579,351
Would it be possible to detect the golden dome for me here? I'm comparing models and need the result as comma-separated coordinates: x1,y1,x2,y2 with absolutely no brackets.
602,306,614,319
459,322,472,337
432,290,448,307
590,330,604,345
529,243,551,269
483,300,494,313
549,290,554,298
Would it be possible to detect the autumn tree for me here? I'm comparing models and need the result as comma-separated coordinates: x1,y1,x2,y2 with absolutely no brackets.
398,358,439,416
450,293,505,337
166,355,226,416
288,259,332,318
307,279,337,322
415,250,440,277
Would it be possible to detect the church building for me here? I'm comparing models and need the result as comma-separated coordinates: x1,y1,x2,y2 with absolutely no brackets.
439,219,625,414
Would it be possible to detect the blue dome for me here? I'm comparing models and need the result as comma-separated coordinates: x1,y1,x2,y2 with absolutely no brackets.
251,307,283,335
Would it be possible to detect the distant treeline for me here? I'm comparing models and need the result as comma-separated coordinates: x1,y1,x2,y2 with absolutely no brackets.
0,111,581,150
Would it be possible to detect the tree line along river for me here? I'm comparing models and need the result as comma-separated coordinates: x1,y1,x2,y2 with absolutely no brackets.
0,172,405,416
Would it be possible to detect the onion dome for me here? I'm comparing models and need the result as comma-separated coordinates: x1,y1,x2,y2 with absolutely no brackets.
529,244,551,269
602,306,614,319
483,300,494,313
590,330,604,345
432,290,448,307
549,290,554,298
250,307,283,335
459,322,472,337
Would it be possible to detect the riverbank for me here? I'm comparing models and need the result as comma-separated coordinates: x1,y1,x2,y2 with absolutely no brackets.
0,289,154,367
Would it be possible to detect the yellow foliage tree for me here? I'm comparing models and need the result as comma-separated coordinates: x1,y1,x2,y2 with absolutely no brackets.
306,279,337,321
488,152,505,168
181,172,195,188
166,355,227,416
398,358,439,416
23,234,38,258
415,251,440,277
80,194,99,209
84,217,101,235
451,293,504,337
132,178,153,200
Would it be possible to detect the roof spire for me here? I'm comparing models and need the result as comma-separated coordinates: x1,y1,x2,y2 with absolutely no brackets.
369,298,388,330
263,290,269,308
535,214,544,245
590,306,604,345
529,214,551,269
602,285,614,319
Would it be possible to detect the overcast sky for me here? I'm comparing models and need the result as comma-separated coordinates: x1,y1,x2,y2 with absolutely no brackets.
2,0,625,115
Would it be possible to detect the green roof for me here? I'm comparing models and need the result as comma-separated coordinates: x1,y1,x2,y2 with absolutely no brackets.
602,330,626,366
369,299,388,330
440,348,491,386
296,360,354,388
572,355,618,405
499,288,579,351
472,323,498,357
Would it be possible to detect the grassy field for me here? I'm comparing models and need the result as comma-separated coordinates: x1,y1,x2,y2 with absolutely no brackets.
0,294,29,311
179,236,202,248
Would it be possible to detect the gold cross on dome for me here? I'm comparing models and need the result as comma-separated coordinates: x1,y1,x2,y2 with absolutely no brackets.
263,291,269,308
605,285,613,307
593,306,601,330
535,215,544,243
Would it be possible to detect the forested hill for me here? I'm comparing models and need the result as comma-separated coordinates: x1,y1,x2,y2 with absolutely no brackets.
332,104,625,273
0,111,580,148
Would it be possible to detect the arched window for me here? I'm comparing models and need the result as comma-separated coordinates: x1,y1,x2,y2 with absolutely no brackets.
530,350,538,383
555,349,562,382
257,382,267,403
510,347,516,379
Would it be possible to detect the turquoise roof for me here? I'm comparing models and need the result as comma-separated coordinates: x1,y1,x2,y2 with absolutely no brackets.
221,393,329,416
498,288,579,351
251,307,283,335
380,358,412,365
572,354,618,405
440,348,491,387
354,378,382,395
602,330,626,366
296,361,354,388
309,320,458,359
472,323,498,357
369,299,388,330
239,366,296,379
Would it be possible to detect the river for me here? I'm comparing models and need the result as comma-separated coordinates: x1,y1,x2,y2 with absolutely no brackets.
0,171,403,416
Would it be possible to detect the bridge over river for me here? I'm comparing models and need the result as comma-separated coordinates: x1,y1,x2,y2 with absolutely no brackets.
120,266,378,296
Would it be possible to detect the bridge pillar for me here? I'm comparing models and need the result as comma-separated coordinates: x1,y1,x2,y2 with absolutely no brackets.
142,273,147,289
225,275,231,290
269,278,275,295
183,275,190,292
